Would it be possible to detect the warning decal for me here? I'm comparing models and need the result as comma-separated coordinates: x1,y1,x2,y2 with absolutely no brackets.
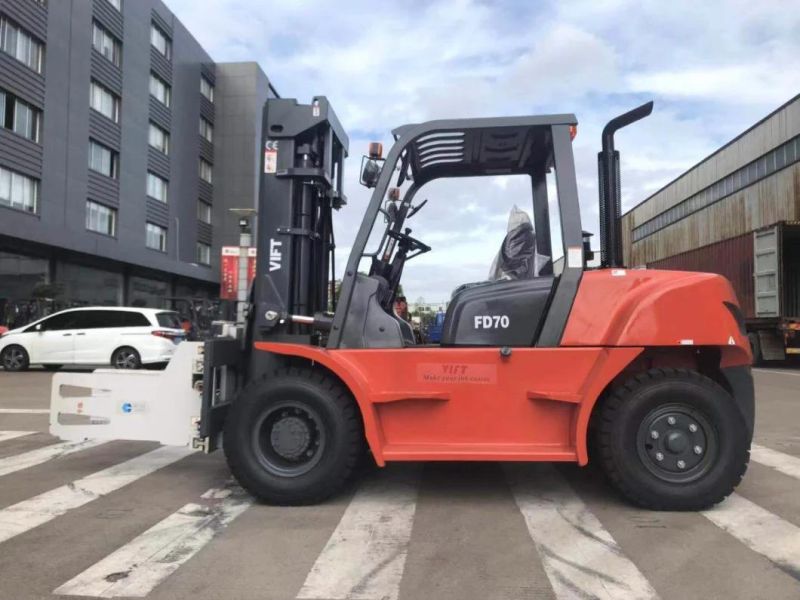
417,363,497,385
264,140,278,173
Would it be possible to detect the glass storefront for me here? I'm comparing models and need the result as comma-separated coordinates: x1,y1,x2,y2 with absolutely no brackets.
129,276,170,308
58,262,123,306
0,250,48,299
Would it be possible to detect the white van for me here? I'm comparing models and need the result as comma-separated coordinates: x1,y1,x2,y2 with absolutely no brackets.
0,307,185,371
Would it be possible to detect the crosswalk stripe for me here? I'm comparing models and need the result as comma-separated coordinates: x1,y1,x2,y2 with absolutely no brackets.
0,445,192,545
0,438,105,478
0,408,49,414
507,465,659,600
53,481,252,598
0,430,35,443
750,443,800,481
702,493,800,578
297,467,420,600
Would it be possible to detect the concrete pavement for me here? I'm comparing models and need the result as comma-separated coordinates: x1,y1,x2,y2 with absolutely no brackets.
0,367,797,600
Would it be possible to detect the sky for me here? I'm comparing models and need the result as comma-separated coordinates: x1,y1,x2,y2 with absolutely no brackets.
167,0,800,304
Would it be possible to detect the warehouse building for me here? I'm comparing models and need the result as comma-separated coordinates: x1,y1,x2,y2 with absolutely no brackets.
621,94,800,359
0,0,275,318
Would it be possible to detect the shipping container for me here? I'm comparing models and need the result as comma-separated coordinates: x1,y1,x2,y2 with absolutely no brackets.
649,221,800,362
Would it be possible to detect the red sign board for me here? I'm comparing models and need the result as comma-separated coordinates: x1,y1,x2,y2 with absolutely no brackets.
220,247,258,301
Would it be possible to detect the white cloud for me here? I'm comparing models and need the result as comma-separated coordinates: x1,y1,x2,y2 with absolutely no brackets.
166,0,800,300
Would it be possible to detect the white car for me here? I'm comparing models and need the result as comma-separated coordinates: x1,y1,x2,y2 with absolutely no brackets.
0,307,186,371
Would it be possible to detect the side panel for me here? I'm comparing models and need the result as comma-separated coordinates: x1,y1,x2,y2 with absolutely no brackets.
562,269,752,365
255,342,642,466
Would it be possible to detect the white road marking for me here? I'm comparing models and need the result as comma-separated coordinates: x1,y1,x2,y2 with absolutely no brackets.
54,481,252,598
0,438,105,478
753,368,800,378
702,493,800,578
0,445,192,545
297,467,420,600
751,444,800,481
0,408,49,414
507,464,659,600
0,430,35,443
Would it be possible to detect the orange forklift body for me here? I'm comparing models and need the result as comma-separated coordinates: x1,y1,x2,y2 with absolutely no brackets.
256,269,752,467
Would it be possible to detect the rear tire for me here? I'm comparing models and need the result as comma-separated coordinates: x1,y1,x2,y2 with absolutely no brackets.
112,347,141,370
224,367,364,505
1,345,29,371
596,368,750,510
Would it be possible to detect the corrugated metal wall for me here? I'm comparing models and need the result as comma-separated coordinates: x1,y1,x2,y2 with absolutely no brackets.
648,233,756,318
625,164,800,266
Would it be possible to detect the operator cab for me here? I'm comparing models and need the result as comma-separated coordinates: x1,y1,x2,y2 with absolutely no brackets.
335,115,584,349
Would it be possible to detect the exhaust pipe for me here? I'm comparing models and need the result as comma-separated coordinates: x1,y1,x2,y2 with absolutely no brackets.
598,101,654,268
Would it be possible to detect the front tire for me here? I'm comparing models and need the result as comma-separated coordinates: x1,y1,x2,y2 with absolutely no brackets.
1,345,30,371
224,367,363,505
596,368,750,510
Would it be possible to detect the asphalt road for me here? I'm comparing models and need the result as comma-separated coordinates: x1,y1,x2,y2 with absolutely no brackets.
0,367,798,600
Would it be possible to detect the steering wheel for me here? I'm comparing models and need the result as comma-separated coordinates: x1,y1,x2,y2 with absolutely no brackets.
387,228,431,255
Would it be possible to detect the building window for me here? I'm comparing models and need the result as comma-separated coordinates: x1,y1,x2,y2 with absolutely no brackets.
199,158,213,183
92,22,121,67
146,222,167,252
146,171,168,203
196,242,211,265
0,17,43,73
0,88,41,142
197,200,212,224
199,117,213,142
106,0,121,11
85,200,116,236
0,165,38,213
149,73,171,107
90,80,120,122
150,23,171,59
88,139,118,179
148,122,169,155
200,76,214,102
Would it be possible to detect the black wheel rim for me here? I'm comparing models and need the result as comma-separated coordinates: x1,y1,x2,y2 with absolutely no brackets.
251,400,326,477
115,350,138,369
636,403,718,483
3,348,24,370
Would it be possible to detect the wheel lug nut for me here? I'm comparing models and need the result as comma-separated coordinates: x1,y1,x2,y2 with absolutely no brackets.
667,416,676,426
677,460,686,469
689,424,698,433
694,445,703,455
655,452,664,461
650,430,659,439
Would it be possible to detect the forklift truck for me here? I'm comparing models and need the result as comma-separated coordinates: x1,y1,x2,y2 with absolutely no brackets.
193,96,754,511
50,97,753,511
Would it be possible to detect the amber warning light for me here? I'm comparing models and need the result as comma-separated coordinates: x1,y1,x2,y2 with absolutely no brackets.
368,142,383,159
569,125,578,141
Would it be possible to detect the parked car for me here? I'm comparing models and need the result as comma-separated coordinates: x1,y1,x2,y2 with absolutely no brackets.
0,307,185,372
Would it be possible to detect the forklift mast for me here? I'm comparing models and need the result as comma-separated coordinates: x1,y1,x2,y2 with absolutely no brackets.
252,97,349,345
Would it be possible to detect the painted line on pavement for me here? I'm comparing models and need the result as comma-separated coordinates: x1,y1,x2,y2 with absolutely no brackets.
297,467,421,600
0,408,49,414
54,481,252,598
0,431,36,443
702,493,800,580
753,368,800,377
0,445,192,545
0,438,105,478
507,464,659,600
750,443,800,481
